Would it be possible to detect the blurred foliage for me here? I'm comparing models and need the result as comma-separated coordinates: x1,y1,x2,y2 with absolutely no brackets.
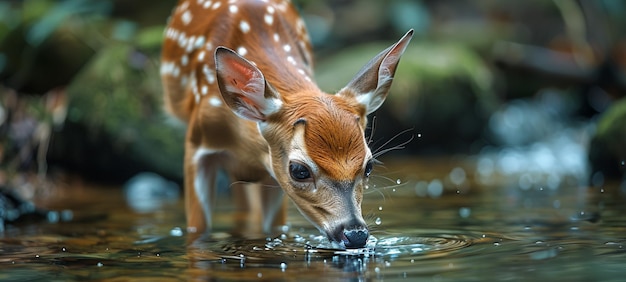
49,26,185,182
0,0,625,184
316,41,496,153
589,97,626,178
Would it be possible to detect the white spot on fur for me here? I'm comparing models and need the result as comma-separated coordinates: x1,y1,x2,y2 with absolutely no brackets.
264,14,274,25
177,32,187,48
194,36,205,48
212,1,221,10
229,5,238,13
239,20,250,33
202,0,212,8
209,96,222,107
287,56,296,65
179,1,190,12
201,85,208,95
181,55,189,66
181,10,192,25
203,65,216,84
273,33,280,42
283,44,291,52
186,35,195,53
198,50,206,61
237,46,247,56
267,6,275,14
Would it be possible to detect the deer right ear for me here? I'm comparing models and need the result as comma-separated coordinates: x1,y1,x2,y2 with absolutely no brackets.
339,30,413,115
215,47,283,122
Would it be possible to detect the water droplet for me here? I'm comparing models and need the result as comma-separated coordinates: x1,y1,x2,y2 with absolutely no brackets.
458,207,471,218
417,133,422,138
427,179,444,198
61,247,67,252
375,267,381,273
156,253,160,257
170,227,183,237
591,171,604,187
621,160,625,166
494,242,500,246
410,259,415,263
375,217,382,225
280,262,287,269
414,181,428,197
257,273,263,278
396,179,401,185
97,262,103,267
385,261,391,267
449,167,466,185
35,254,40,258
378,206,383,211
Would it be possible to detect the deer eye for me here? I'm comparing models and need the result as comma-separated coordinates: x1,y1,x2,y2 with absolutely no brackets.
364,160,374,178
289,161,312,181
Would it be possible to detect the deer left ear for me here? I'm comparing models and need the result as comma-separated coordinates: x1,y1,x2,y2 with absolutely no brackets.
339,30,413,115
215,46,283,122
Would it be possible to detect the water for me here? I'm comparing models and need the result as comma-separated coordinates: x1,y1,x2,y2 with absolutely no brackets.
1,159,625,281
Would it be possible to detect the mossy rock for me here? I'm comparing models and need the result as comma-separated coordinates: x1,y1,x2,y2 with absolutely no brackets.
589,98,626,179
48,29,185,183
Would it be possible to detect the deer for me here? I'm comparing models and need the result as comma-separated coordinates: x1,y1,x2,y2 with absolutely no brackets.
161,0,413,249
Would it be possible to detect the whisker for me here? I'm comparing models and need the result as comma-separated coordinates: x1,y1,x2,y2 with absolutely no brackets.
367,115,378,146
371,128,415,159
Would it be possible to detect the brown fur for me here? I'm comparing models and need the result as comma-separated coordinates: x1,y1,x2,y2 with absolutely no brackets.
161,0,412,248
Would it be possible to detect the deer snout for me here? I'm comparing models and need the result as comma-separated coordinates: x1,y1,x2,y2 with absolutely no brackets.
343,227,369,248
331,220,369,249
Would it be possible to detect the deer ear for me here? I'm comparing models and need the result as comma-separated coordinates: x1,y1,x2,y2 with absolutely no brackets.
215,47,282,122
339,30,413,115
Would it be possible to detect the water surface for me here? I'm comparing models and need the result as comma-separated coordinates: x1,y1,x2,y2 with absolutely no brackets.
1,159,625,281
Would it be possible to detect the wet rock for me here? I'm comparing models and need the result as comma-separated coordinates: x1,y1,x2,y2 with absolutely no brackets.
0,187,46,231
123,172,180,213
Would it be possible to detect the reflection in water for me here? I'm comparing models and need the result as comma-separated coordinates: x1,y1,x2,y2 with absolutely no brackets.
1,156,625,280
185,230,492,280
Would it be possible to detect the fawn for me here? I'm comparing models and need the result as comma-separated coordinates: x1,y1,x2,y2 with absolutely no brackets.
161,0,412,249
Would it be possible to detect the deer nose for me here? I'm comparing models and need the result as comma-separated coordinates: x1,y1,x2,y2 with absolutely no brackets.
343,228,369,248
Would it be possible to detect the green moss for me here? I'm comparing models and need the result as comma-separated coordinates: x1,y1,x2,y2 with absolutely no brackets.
64,41,184,181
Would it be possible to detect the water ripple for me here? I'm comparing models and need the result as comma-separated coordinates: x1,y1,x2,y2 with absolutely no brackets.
197,230,493,265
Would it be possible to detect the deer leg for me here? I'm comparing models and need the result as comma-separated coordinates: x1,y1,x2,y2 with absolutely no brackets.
185,145,227,235
260,177,286,234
